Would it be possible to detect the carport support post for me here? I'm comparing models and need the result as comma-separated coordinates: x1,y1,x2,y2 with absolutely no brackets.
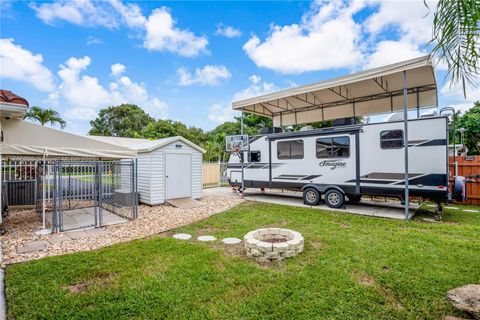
240,109,245,199
403,70,410,220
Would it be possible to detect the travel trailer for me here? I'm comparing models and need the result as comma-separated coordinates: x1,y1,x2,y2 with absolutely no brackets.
226,116,452,208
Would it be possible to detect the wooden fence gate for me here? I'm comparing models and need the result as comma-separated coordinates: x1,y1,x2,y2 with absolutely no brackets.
202,162,227,188
449,155,480,205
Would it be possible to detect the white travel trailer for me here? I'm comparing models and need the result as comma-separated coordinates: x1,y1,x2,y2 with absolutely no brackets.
226,56,465,212
226,116,449,208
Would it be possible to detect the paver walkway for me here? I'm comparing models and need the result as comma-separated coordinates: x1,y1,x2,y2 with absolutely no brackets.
17,228,107,254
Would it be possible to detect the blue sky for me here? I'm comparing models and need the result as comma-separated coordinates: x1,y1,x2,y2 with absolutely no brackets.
0,0,477,134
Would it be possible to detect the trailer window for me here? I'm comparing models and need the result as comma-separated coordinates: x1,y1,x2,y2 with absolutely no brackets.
316,136,350,158
277,140,304,159
380,130,404,149
248,151,261,162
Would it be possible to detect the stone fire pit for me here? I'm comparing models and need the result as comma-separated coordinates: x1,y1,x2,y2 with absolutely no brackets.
244,228,304,262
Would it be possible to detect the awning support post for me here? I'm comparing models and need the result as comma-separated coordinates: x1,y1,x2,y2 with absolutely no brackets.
240,109,245,199
403,70,409,220
35,149,52,235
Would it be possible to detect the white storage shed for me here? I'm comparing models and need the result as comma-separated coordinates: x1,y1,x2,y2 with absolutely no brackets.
90,136,205,205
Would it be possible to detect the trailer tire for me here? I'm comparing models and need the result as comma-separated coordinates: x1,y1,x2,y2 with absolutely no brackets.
303,188,320,206
325,189,345,208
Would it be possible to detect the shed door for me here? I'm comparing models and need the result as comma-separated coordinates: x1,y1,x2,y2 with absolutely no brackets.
165,153,192,199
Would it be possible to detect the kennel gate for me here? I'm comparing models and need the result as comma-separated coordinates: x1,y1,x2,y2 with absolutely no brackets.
51,160,137,232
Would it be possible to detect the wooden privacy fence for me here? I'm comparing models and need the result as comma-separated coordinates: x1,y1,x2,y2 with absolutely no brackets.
202,162,227,188
449,155,480,205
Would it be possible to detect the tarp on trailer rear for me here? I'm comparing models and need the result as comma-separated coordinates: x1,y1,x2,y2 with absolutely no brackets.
0,118,136,159
232,55,437,126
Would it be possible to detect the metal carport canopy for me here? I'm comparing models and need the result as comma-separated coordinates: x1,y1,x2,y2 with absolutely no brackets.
0,118,137,159
232,55,437,126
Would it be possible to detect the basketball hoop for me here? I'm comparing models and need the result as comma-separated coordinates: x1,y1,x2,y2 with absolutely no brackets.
226,135,249,153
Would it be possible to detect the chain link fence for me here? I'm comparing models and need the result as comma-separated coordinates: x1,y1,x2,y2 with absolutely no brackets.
1,158,138,232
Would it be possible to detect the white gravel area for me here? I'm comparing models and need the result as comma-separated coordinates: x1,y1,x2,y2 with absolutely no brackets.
1,195,244,266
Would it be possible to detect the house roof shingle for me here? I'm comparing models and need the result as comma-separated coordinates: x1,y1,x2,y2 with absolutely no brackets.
0,90,29,106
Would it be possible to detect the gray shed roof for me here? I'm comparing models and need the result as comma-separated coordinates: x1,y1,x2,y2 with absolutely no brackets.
89,135,206,154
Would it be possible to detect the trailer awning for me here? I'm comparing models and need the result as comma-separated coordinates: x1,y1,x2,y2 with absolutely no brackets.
232,55,438,126
0,118,136,159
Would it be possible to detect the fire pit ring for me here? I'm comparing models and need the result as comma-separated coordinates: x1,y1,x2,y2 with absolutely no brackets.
244,228,304,262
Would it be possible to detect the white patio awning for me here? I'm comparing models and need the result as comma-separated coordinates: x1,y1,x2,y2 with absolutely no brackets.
232,55,437,126
0,118,136,159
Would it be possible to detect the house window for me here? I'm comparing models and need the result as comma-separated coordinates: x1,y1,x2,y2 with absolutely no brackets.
277,140,304,159
248,151,261,162
316,136,350,158
380,130,404,149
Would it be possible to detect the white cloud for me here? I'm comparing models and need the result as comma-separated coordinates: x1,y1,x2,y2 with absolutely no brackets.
364,40,426,69
363,0,435,69
0,38,55,92
243,0,365,74
86,36,102,45
107,0,146,28
32,1,208,57
110,63,126,76
30,0,118,28
242,0,441,74
365,0,434,46
177,65,231,86
440,81,480,114
209,75,279,123
57,56,167,120
232,75,278,101
215,24,242,38
144,7,208,57
208,103,234,123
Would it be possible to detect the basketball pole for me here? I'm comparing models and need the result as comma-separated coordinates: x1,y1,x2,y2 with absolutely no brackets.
240,109,245,199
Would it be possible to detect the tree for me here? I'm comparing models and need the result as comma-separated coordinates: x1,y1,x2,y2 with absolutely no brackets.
430,0,480,96
235,113,272,132
203,140,223,162
141,119,207,146
206,121,260,162
23,106,66,129
89,104,154,137
455,101,480,155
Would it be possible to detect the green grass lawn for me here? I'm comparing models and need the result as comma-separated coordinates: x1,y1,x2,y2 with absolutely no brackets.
5,202,480,319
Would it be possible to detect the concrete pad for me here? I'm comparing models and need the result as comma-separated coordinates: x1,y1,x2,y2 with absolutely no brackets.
197,235,216,242
173,233,192,240
85,228,106,237
463,209,479,213
222,237,241,244
47,207,127,231
167,197,204,209
65,230,90,240
48,234,70,244
18,240,48,253
205,187,416,220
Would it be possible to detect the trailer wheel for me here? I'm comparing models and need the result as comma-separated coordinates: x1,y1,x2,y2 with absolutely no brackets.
325,189,345,208
303,188,320,206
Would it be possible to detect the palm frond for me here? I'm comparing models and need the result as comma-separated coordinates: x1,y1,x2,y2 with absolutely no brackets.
430,0,480,97
23,106,66,129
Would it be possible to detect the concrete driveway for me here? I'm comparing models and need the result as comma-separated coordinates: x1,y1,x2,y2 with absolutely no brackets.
203,187,417,220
